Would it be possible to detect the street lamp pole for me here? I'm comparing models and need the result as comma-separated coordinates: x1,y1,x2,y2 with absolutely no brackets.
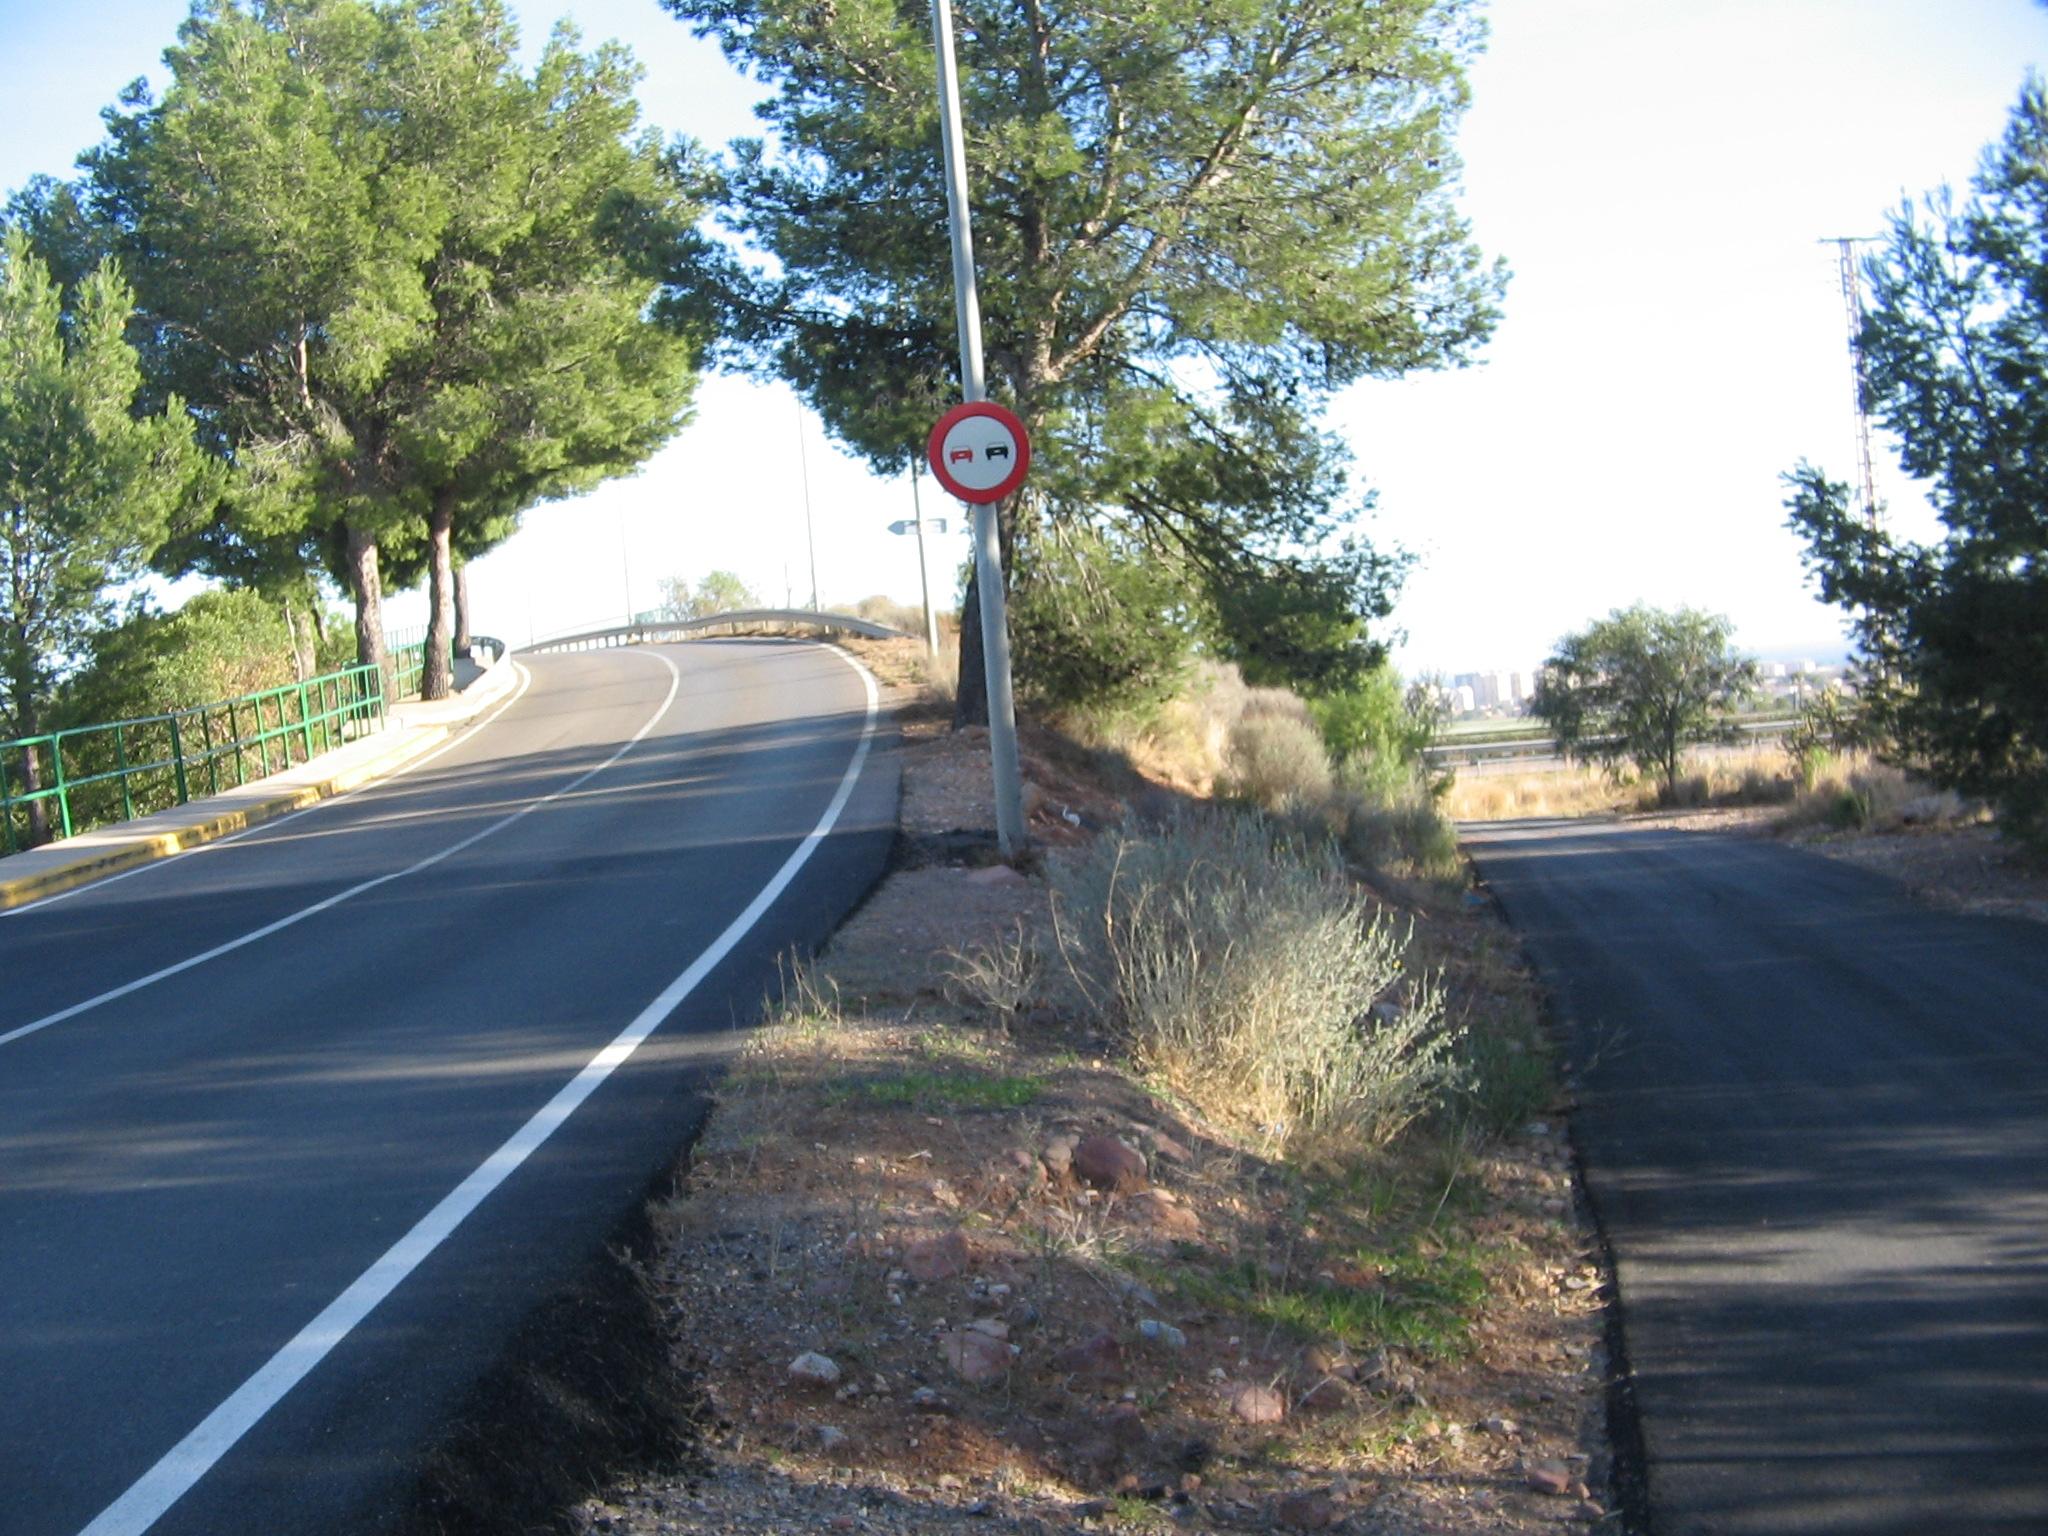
909,465,940,655
929,0,1025,855
796,400,820,611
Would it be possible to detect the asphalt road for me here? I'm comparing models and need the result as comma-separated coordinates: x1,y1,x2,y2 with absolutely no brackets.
1462,818,2048,1536
0,640,897,1536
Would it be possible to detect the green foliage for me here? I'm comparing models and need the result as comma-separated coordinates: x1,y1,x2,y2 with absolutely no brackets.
1786,688,1865,790
1007,523,1195,715
827,1071,1043,1109
0,232,209,741
1311,663,1444,802
667,0,1503,706
52,590,299,731
1530,605,1757,797
86,0,702,695
657,569,761,620
1783,80,2048,848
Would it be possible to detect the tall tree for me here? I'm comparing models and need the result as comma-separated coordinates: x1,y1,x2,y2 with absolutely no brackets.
87,0,701,699
1785,78,2048,847
0,233,208,837
1529,605,1757,800
666,0,1503,721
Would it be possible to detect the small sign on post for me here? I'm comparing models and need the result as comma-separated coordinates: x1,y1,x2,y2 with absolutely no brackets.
928,401,1032,505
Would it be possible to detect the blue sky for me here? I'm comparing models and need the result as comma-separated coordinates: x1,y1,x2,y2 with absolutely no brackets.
2,0,2042,673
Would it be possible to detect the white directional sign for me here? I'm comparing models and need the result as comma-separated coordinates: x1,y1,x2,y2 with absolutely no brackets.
927,401,1032,504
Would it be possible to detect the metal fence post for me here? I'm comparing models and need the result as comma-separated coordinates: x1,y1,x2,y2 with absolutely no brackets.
52,739,72,839
0,750,14,854
115,725,135,821
170,715,191,805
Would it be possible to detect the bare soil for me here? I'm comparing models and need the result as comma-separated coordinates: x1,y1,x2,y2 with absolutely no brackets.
574,642,1621,1535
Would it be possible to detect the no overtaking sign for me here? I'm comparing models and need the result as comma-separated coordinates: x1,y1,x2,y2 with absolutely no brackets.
927,400,1031,504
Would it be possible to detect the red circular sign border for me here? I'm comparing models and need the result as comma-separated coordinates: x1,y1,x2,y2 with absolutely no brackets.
927,400,1032,504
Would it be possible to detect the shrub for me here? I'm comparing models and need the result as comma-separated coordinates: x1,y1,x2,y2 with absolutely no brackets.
849,593,927,635
1009,525,1196,717
1341,788,1462,883
1050,811,1464,1160
1221,707,1334,816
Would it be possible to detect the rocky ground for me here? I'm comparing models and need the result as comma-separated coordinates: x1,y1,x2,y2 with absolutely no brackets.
564,642,1625,1536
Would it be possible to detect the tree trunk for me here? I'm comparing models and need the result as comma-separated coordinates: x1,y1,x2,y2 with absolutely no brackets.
453,560,471,653
950,496,1022,731
283,595,316,682
345,522,393,707
954,564,989,728
422,491,456,702
8,691,50,847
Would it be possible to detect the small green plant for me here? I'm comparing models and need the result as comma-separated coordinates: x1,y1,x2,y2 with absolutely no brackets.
827,1071,1043,1110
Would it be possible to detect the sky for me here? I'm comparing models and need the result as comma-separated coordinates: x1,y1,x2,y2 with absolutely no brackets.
2,0,2043,676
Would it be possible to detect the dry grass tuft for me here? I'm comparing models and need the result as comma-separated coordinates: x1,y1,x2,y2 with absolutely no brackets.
1221,708,1336,817
1051,811,1463,1162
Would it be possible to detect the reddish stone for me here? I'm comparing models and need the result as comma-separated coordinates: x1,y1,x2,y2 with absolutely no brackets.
1053,1331,1124,1377
1277,1491,1336,1530
1227,1382,1286,1425
941,1327,1011,1383
1526,1462,1574,1497
1072,1134,1148,1193
904,1229,971,1283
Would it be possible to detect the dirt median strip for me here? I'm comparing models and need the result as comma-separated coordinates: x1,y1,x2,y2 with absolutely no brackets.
544,657,1619,1536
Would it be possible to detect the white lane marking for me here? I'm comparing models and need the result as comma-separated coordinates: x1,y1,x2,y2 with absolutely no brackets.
0,663,538,919
77,645,881,1536
0,656,677,1051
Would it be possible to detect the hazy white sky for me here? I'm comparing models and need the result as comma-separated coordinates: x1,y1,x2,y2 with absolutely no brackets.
2,0,2042,674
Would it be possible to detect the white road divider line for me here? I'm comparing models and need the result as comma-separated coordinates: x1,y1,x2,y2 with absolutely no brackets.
77,645,880,1536
1,655,669,1051
0,662,538,920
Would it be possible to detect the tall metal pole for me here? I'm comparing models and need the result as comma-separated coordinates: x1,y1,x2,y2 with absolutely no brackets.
1824,236,1880,528
929,0,1026,856
909,465,941,655
619,508,634,623
795,402,821,610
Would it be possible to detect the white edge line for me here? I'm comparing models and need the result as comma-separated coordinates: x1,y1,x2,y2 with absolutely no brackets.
0,664,538,919
0,658,662,1052
78,643,881,1536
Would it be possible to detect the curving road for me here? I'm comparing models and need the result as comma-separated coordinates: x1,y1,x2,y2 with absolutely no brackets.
1464,818,2048,1536
0,640,897,1536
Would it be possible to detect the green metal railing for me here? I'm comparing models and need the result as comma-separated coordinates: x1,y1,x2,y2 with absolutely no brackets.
0,664,386,855
384,626,454,702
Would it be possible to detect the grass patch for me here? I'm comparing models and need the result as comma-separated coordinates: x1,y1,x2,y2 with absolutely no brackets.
826,1070,1043,1110
1149,1237,1489,1361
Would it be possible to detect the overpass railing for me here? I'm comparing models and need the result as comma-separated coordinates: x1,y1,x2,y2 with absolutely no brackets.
520,610,909,654
0,664,386,854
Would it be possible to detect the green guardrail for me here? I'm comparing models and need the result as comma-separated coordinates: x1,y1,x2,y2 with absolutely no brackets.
383,627,456,703
0,663,386,855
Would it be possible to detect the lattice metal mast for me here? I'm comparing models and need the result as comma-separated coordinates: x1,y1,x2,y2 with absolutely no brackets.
1824,236,1880,527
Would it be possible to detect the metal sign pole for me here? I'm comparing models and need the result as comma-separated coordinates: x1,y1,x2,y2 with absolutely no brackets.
929,0,1025,856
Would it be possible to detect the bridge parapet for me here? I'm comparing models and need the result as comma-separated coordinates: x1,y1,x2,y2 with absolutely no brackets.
518,610,910,654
